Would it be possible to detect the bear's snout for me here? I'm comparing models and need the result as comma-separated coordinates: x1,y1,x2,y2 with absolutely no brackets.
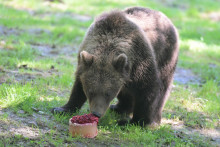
89,97,110,118
91,111,101,118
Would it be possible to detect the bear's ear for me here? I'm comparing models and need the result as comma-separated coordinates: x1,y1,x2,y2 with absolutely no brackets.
113,53,128,72
80,51,94,66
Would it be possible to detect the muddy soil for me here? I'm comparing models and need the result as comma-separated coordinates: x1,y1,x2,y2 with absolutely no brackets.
0,66,60,85
0,26,21,36
35,12,92,22
174,67,201,85
31,44,78,58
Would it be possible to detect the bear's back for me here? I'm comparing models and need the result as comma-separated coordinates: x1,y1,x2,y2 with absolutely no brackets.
124,7,179,74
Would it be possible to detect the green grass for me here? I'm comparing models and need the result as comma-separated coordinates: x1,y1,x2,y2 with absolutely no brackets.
0,0,220,146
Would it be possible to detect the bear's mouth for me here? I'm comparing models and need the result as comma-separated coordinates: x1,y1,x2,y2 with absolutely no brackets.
92,111,101,118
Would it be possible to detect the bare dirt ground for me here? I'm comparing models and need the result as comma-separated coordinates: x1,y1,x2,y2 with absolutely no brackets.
174,67,202,85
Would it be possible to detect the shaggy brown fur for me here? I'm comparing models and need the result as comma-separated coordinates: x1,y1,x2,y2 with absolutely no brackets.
51,7,179,126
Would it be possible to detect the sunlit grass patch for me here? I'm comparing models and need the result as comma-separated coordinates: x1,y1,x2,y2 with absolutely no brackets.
97,122,212,146
17,58,67,71
198,80,220,114
180,39,220,58
53,113,72,124
179,38,220,81
0,82,69,115
167,85,203,112
0,83,38,111
165,84,219,129
0,0,46,12
0,42,37,69
46,73,74,88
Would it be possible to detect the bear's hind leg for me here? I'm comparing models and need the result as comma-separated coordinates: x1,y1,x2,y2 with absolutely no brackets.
131,94,162,126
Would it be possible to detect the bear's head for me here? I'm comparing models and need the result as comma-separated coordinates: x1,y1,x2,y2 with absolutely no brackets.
78,51,130,118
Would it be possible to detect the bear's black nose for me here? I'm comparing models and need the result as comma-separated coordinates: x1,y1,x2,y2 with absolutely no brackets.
92,111,101,118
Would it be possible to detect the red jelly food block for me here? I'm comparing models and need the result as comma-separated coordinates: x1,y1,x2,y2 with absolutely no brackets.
70,114,99,124
69,114,99,138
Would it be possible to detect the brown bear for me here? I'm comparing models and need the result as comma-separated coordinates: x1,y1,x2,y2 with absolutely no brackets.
51,7,179,126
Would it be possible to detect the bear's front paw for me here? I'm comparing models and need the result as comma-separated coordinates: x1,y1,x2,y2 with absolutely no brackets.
51,107,73,114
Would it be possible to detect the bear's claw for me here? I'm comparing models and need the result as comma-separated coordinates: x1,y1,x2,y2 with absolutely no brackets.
51,107,73,114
